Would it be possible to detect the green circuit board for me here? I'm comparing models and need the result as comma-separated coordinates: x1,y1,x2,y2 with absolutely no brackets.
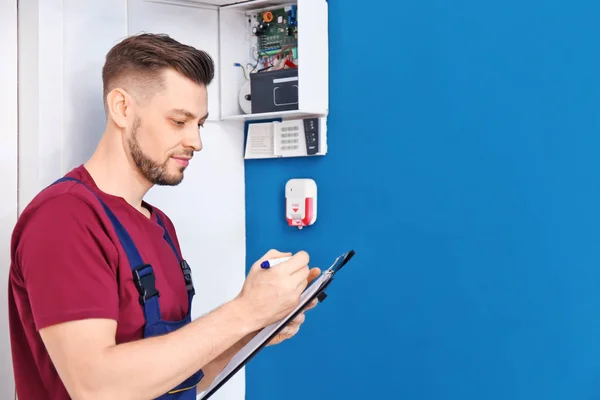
254,6,298,57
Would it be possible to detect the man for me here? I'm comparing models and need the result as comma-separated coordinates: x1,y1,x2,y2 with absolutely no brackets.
8,33,320,399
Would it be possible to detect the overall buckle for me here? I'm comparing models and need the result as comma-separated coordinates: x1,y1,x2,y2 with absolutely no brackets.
180,260,195,296
132,264,160,305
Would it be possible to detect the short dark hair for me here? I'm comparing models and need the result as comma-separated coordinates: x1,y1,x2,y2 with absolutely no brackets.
102,33,215,107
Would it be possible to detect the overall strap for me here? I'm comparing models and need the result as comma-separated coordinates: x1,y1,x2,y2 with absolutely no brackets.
50,177,162,326
154,213,196,303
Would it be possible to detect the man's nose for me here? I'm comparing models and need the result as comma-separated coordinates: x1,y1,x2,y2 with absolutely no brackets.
183,127,202,152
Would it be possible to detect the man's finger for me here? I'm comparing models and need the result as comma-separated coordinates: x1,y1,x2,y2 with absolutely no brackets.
281,251,310,274
289,313,305,326
304,298,318,311
307,267,321,284
299,300,317,313
279,327,291,336
292,266,310,290
284,325,300,337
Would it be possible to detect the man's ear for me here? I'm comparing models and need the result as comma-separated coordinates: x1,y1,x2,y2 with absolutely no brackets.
106,88,131,129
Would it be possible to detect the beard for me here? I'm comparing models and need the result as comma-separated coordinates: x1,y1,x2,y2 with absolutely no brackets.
128,117,188,186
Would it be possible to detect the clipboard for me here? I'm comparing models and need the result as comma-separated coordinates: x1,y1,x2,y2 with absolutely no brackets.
198,250,356,400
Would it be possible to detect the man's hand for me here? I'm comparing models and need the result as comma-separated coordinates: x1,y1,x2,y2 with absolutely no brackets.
267,267,321,346
236,249,312,329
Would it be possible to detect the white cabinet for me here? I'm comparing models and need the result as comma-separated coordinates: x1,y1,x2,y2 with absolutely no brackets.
145,0,329,123
218,0,329,121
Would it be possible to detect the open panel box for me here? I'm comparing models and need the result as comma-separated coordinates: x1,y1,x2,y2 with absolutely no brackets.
216,0,329,122
140,0,329,157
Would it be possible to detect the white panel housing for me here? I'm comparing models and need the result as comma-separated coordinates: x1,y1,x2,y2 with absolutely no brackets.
218,0,329,122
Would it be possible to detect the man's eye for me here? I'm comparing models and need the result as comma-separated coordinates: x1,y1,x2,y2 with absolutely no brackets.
174,120,185,126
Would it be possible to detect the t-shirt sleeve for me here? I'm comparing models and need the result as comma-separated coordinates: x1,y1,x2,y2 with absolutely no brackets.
15,193,120,331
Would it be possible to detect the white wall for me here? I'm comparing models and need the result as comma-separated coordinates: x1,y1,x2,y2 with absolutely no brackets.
0,1,18,398
17,1,246,399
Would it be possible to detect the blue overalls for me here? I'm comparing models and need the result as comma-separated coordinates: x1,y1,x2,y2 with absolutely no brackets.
52,177,203,398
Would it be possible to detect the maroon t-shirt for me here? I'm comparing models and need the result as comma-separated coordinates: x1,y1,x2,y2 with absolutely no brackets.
8,165,191,399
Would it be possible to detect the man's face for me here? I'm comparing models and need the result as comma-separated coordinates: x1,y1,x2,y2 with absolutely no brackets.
126,69,209,186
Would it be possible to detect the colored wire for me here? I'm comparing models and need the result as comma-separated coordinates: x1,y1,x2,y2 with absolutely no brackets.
233,63,248,80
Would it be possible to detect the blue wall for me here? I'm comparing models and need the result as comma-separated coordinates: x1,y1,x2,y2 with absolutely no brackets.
244,0,600,399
